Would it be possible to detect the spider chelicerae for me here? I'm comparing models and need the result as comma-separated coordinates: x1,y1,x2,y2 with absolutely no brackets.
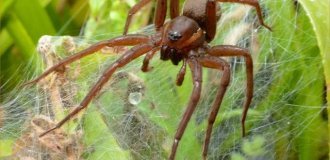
24,0,271,159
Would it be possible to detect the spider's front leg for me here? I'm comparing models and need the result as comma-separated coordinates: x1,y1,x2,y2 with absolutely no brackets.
198,56,231,160
39,43,156,137
123,0,152,35
170,0,180,19
22,35,150,87
124,0,167,35
124,0,181,34
207,45,253,137
169,57,202,160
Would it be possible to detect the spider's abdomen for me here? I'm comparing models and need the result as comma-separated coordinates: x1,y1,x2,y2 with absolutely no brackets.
160,45,184,65
183,0,207,28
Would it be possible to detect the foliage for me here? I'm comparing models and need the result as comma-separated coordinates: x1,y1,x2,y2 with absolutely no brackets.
0,0,329,159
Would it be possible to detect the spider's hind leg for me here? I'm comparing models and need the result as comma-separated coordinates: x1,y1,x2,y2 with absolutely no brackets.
123,0,152,35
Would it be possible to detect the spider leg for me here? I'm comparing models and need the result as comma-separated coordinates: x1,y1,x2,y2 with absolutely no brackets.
198,56,231,160
207,45,253,137
39,43,155,137
170,0,180,19
123,0,152,35
217,0,272,31
205,0,217,42
22,35,149,87
141,47,160,72
154,0,168,30
124,0,167,34
169,57,202,160
176,59,187,86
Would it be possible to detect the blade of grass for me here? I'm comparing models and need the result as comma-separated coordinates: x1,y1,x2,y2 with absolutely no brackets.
5,13,36,62
2,13,40,93
12,0,56,43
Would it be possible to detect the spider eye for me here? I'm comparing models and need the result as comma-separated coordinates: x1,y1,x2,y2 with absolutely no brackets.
168,31,182,41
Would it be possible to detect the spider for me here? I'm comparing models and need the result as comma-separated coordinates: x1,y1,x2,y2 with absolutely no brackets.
24,0,271,159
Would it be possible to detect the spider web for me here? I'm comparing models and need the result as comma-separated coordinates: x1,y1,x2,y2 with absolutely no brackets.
0,1,328,160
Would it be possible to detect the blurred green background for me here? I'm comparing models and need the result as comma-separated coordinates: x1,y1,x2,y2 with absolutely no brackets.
0,0,329,160
0,0,152,97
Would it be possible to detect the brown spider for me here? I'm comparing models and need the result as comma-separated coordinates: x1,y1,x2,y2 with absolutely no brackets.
24,0,271,159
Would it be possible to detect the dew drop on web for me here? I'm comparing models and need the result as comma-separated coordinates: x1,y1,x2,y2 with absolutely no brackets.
128,92,142,105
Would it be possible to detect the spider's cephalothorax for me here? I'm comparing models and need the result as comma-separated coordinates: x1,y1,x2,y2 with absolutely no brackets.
24,0,271,159
160,16,205,65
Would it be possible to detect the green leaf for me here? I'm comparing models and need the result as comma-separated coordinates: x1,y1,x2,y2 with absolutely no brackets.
13,0,56,43
298,0,330,158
